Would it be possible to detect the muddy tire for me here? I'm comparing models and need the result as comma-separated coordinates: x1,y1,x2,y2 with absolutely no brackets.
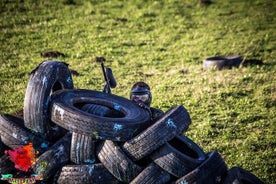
50,89,151,141
32,133,72,181
24,60,73,138
122,105,191,161
130,163,171,184
174,151,228,184
57,164,120,184
70,132,96,164
150,135,206,177
222,167,264,184
97,140,142,183
0,114,49,153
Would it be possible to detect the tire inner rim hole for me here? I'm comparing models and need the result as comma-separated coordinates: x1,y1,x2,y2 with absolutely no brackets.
74,102,125,118
51,81,63,94
169,137,199,159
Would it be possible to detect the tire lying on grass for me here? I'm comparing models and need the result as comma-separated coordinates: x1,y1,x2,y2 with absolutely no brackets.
222,167,264,184
50,89,151,141
24,60,74,139
122,105,191,161
203,55,243,70
150,135,206,177
173,151,228,184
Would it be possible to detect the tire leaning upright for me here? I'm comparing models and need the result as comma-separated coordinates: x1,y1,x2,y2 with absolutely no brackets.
24,60,74,139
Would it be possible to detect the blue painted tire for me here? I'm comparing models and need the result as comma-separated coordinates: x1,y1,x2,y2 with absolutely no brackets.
50,89,151,141
150,135,206,177
57,164,120,184
24,60,73,139
173,151,228,184
122,105,191,161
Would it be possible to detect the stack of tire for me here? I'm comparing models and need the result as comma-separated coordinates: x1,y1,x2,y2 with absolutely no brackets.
0,61,263,184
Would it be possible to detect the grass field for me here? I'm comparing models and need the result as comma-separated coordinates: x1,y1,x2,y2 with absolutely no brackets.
0,0,275,183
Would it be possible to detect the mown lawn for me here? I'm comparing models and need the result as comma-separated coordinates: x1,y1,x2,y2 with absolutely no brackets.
0,0,275,183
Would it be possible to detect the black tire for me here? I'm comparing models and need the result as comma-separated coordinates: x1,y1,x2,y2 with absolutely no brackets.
222,167,264,184
150,135,206,177
130,162,171,184
32,133,72,181
173,151,228,184
50,89,151,141
96,140,143,183
122,105,191,161
203,55,243,70
0,114,49,153
57,164,120,184
24,60,74,138
70,132,96,164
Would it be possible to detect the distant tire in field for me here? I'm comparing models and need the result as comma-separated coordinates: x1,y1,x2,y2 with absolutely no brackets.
97,140,142,183
130,163,171,184
50,89,151,141
0,114,49,153
32,133,71,181
70,132,96,164
203,55,243,70
57,164,120,184
24,60,73,138
122,105,191,161
173,151,228,184
222,167,264,184
150,135,206,177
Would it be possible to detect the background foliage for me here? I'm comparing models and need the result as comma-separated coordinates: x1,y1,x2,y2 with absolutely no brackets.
0,0,275,183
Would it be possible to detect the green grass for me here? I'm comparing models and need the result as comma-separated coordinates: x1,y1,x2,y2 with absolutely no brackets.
0,0,275,183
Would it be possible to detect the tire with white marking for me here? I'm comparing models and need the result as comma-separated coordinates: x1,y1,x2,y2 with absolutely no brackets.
150,135,206,177
173,151,228,184
70,132,96,164
50,89,151,141
130,163,171,184
97,140,142,183
32,133,72,181
24,60,73,139
0,114,49,153
122,105,191,161
57,164,120,184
